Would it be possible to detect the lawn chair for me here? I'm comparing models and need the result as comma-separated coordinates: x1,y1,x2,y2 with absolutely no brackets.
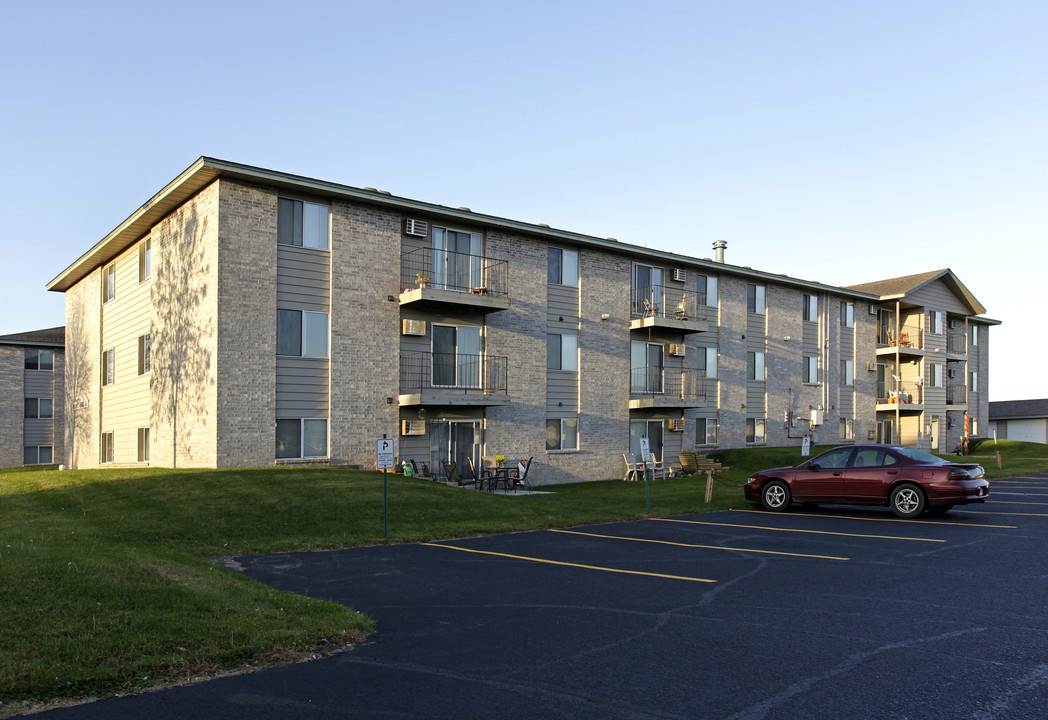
678,451,699,476
650,453,666,479
623,453,644,481
466,456,495,492
515,457,534,491
444,461,478,488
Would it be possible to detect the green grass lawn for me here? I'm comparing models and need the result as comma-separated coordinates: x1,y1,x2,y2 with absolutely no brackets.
2,439,1045,711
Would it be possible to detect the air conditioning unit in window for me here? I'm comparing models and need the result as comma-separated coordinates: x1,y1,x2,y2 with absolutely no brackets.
868,305,878,315
948,368,956,378
672,268,687,283
949,319,958,329
668,343,686,357
404,218,429,237
401,420,426,436
402,319,427,336
667,418,685,431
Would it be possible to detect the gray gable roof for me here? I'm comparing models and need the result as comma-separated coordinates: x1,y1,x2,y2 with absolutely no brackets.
989,399,1048,420
0,326,65,347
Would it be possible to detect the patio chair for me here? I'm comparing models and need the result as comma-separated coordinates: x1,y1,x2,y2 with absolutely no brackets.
466,456,495,492
623,453,644,481
650,453,666,479
678,451,699,476
444,461,478,488
514,457,534,491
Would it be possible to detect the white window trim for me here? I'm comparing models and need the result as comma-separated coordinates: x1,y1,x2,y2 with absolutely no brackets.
546,417,579,452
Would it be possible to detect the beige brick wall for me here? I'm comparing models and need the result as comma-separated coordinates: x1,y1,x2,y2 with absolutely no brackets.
0,346,23,468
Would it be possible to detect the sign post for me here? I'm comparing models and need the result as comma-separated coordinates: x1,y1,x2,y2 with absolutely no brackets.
801,436,811,457
376,436,396,537
639,437,653,516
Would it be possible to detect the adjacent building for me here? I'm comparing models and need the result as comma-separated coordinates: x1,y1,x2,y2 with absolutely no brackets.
45,158,999,482
989,399,1048,445
0,327,65,468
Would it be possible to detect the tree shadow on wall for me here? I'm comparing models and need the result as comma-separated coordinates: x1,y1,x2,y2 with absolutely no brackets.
150,204,214,468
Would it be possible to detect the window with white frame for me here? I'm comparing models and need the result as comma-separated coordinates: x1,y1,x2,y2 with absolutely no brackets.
100,432,114,464
137,427,150,463
697,274,718,307
431,324,482,388
840,359,854,386
929,363,944,387
547,333,579,371
24,349,54,371
546,418,579,451
431,226,482,290
696,417,719,445
102,348,115,386
929,310,944,335
547,247,579,287
747,284,766,315
969,371,978,392
746,418,767,444
277,310,328,358
24,446,53,465
278,198,330,250
747,351,766,381
971,326,978,346
802,356,819,384
696,346,718,379
275,418,328,459
138,333,151,375
803,294,818,322
631,341,664,393
103,262,116,303
839,417,854,440
24,398,53,419
139,238,152,282
841,301,854,328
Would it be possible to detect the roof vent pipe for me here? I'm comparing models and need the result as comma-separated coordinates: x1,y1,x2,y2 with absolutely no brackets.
713,240,727,263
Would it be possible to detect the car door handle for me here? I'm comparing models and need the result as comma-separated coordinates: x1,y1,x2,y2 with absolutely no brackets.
887,470,899,474
833,472,843,476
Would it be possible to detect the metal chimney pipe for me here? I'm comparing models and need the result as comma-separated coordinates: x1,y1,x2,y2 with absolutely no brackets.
713,240,727,263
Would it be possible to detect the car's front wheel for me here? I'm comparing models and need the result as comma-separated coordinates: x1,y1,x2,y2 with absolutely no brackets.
890,483,925,519
761,480,791,512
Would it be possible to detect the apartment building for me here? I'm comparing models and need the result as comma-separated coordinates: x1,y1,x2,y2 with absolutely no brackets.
0,327,65,468
45,158,998,482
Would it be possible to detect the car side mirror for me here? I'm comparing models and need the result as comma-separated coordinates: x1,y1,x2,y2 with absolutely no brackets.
809,462,821,471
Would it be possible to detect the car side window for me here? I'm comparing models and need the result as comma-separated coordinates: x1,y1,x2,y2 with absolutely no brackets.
879,452,900,467
853,449,881,468
816,448,853,469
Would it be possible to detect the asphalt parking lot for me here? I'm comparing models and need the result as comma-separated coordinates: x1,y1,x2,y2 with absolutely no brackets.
37,473,1048,720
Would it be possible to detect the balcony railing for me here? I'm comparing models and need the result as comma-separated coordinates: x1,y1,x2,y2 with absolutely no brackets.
947,384,967,405
401,247,508,298
631,285,707,322
877,382,923,405
878,327,923,349
947,334,967,354
400,352,508,397
630,366,710,401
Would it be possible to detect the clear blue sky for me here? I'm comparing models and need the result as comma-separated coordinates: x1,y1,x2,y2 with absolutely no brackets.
2,1,1044,401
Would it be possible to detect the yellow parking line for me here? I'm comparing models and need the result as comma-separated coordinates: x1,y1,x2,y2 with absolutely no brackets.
653,517,944,542
988,500,1048,506
551,528,848,561
729,508,1017,529
953,510,1048,518
422,542,717,583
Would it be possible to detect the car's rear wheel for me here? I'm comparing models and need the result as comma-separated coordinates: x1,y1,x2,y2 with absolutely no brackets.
927,504,954,516
890,483,925,519
761,480,791,512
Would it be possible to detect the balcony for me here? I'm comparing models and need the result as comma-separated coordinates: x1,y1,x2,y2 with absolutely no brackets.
947,384,967,406
629,367,712,409
399,352,509,406
630,285,709,334
876,382,924,413
947,333,967,355
876,327,924,359
400,248,510,312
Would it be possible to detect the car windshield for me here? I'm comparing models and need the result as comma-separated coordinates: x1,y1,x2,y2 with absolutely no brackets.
891,446,946,464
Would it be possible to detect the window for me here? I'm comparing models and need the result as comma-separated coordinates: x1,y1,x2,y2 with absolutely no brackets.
803,294,818,322
100,432,114,464
929,310,944,335
632,264,663,315
546,418,579,451
25,349,54,371
746,418,766,444
138,333,151,375
431,226,482,290
747,284,766,315
696,346,718,379
839,418,854,440
802,356,819,384
971,326,978,346
276,418,328,459
841,301,854,328
137,427,150,463
747,351,765,381
432,325,482,388
631,341,664,393
139,238,152,282
929,363,944,388
278,198,330,250
629,419,664,461
102,348,115,386
840,359,854,386
277,310,328,357
24,398,53,419
697,275,718,307
696,417,719,445
969,371,978,392
547,247,579,287
547,333,578,371
103,262,116,303
24,446,53,465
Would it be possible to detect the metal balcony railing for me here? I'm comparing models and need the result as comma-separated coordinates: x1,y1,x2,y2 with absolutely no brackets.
631,285,707,322
401,247,509,297
400,352,508,396
947,334,967,354
878,326,923,349
629,366,710,400
947,384,967,405
878,382,923,405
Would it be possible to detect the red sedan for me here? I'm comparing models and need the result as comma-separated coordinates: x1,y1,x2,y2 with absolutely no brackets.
743,444,989,518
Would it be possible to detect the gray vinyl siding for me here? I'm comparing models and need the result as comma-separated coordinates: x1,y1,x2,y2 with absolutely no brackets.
747,383,766,411
277,245,330,312
24,418,54,446
24,371,54,397
801,320,819,355
275,357,329,417
547,284,580,331
547,370,579,415
908,280,972,317
747,312,766,339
